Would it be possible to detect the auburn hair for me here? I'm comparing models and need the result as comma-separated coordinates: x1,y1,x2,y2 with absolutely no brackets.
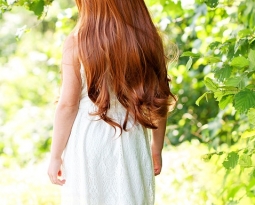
74,0,176,131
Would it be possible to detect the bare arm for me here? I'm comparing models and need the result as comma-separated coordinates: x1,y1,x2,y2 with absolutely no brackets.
50,70,81,159
48,35,81,185
151,116,167,176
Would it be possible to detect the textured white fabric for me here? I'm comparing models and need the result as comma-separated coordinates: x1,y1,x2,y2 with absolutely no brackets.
61,67,155,205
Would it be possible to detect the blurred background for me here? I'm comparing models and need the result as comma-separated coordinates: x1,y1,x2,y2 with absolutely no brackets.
1,0,255,204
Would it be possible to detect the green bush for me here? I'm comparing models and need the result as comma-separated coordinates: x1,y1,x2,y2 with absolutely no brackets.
1,0,255,203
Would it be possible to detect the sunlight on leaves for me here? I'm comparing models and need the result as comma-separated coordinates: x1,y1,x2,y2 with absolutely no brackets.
223,152,239,170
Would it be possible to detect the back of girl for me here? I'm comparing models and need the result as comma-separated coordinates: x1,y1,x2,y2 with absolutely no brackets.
48,0,176,204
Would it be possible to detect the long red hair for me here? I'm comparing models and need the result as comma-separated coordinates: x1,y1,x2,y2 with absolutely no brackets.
74,0,176,131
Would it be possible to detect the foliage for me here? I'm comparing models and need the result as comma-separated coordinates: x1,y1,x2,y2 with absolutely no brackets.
147,0,255,203
1,142,254,205
1,0,255,204
0,2,76,166
0,0,52,18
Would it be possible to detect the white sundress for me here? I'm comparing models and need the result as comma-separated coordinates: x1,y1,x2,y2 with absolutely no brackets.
61,67,155,205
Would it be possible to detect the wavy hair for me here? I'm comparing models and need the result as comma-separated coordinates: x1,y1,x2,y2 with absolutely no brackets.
74,0,176,131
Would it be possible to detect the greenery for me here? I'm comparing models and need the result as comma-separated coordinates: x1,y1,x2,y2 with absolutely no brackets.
0,0,255,204
1,142,253,205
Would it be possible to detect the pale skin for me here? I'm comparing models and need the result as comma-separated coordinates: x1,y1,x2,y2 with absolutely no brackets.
47,35,167,186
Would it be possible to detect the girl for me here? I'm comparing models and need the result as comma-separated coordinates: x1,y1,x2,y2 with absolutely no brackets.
48,0,176,204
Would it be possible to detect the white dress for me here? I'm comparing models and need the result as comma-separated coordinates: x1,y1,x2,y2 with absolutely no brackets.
61,67,155,205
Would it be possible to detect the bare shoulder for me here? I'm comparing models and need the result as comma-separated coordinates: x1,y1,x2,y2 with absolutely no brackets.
63,32,78,49
62,33,79,66
63,33,78,53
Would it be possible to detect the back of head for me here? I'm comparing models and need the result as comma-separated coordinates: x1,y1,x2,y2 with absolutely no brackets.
75,0,176,130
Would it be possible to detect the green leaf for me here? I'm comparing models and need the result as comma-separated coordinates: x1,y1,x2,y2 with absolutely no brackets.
29,0,45,17
247,71,255,78
203,56,221,64
239,154,252,168
186,57,193,70
204,0,219,8
234,89,255,114
214,66,232,82
250,37,255,49
209,41,221,50
225,77,242,87
246,84,255,90
230,56,249,68
234,39,247,54
204,77,218,92
223,152,239,169
214,91,223,101
219,95,234,109
241,130,255,138
238,29,253,38
220,87,239,95
196,92,209,106
248,108,255,125
248,49,255,69
214,87,238,101
181,52,201,58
